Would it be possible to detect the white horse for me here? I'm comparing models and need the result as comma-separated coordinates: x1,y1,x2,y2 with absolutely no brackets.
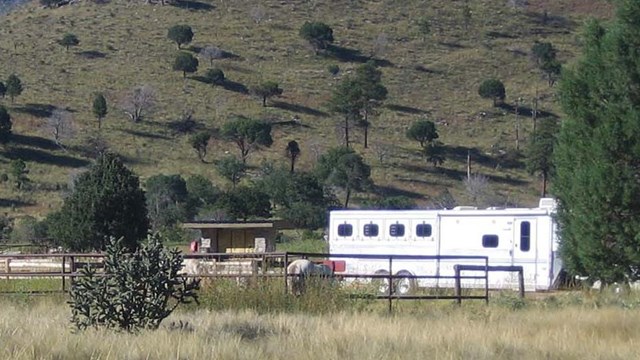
286,259,333,295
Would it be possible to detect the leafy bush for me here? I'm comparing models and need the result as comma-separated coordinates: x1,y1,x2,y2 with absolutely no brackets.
69,234,200,332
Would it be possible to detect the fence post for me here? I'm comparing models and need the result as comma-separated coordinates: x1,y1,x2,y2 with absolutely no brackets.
484,258,489,304
454,265,461,305
61,256,66,292
5,258,10,280
284,252,289,295
70,256,76,288
388,256,393,313
518,268,525,298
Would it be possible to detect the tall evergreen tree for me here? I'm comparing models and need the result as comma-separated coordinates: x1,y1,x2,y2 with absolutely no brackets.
0,106,12,144
92,93,108,129
526,118,558,197
553,1,640,286
316,147,372,208
6,74,22,103
46,153,149,251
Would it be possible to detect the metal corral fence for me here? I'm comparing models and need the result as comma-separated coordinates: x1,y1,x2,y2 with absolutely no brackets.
0,252,525,310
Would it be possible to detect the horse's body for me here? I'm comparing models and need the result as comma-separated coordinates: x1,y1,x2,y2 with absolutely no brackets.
286,259,333,295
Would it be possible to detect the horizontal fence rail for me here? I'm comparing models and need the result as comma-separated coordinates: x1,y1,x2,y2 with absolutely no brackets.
0,252,525,310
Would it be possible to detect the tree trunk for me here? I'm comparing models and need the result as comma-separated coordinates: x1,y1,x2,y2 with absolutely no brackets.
363,111,369,149
344,187,351,208
542,171,547,197
262,96,267,107
467,150,471,180
515,100,520,151
290,158,295,173
364,123,369,149
344,115,350,148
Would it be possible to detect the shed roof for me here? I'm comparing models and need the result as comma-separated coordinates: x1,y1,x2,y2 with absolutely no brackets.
182,220,293,230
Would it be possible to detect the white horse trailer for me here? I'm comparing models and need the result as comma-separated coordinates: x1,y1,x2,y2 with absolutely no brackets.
329,198,561,293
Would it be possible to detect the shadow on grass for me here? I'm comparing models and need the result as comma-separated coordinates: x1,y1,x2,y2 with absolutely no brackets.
413,65,443,75
120,129,172,140
170,0,214,11
442,145,525,170
498,103,558,118
222,80,248,94
77,50,107,59
11,134,59,151
325,45,393,67
11,103,55,118
271,101,329,117
271,119,312,129
525,11,576,31
438,41,465,49
3,147,89,168
0,198,34,208
386,104,427,115
372,185,425,199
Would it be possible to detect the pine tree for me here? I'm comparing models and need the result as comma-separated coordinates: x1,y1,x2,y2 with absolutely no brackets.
553,1,640,286
92,93,108,129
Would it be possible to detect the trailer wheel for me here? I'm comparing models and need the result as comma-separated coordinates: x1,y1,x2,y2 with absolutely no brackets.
394,270,416,295
373,269,391,295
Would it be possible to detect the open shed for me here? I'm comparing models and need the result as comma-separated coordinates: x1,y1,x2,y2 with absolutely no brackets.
182,220,292,253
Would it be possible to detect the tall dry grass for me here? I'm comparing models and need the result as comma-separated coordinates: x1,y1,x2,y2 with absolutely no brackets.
1,294,640,360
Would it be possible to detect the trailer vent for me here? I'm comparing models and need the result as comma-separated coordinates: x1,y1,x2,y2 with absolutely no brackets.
538,198,557,210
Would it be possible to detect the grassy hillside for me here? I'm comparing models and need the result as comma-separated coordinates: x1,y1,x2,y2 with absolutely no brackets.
0,0,613,217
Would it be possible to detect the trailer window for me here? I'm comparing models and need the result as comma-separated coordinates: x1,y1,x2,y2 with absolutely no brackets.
416,224,432,237
482,235,499,248
389,224,405,237
337,224,353,237
520,221,531,252
363,224,379,237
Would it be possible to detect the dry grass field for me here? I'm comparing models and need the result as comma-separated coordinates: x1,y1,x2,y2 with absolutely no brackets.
0,0,614,216
1,293,640,360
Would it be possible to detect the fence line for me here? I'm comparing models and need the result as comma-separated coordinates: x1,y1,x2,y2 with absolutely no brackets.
0,252,526,310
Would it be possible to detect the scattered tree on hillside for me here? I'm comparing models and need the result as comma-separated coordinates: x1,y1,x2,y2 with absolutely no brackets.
353,61,387,148
328,62,387,149
215,186,271,221
221,117,273,163
315,147,372,208
204,68,225,86
9,159,28,190
0,106,11,144
120,85,156,123
186,174,219,211
200,45,224,66
371,33,388,58
416,17,431,41
464,173,493,207
46,152,149,252
526,117,558,197
406,118,439,148
92,93,108,129
69,235,199,332
47,109,74,150
406,118,445,167
259,166,333,229
299,21,334,55
145,174,191,230
285,140,301,173
189,131,210,163
328,77,360,148
531,42,562,86
59,33,79,51
0,82,6,99
173,52,199,78
553,2,640,286
215,155,246,189
478,78,506,106
250,81,282,107
327,64,340,76
167,25,194,50
6,74,22,103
